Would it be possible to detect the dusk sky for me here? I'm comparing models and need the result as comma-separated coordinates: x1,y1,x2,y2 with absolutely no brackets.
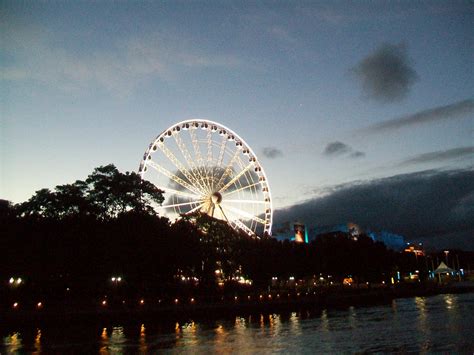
1,2,473,248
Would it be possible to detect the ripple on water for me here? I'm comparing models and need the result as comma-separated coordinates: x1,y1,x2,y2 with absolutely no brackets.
2,293,474,353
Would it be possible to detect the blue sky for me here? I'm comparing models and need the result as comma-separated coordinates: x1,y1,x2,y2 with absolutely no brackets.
1,2,473,245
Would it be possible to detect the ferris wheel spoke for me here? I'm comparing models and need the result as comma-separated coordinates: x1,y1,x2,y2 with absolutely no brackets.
215,149,241,190
210,135,227,191
158,200,204,209
156,142,208,194
218,162,253,194
216,135,227,168
154,185,201,200
206,128,213,166
222,204,267,225
222,181,261,197
173,133,211,194
187,202,206,214
224,199,266,204
205,129,215,191
231,219,254,236
173,131,196,170
147,160,203,197
201,166,214,193
189,128,205,168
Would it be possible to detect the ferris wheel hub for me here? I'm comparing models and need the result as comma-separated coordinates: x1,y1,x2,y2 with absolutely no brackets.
211,192,223,205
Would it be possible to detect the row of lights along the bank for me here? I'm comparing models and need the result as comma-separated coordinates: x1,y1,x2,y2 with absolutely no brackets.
5,271,423,311
8,290,362,310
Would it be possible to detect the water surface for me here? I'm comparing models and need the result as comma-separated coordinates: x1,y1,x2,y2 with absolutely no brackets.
2,293,473,353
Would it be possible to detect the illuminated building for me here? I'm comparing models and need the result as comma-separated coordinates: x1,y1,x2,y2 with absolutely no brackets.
404,243,425,256
272,220,308,243
347,223,362,240
293,222,308,243
272,221,406,251
310,222,362,242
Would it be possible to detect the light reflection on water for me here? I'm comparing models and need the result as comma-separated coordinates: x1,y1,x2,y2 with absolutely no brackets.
139,323,146,354
3,332,22,353
99,326,126,354
33,328,41,354
2,293,474,353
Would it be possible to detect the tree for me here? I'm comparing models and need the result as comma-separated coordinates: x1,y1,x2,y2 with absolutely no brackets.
16,164,164,220
85,164,164,219
0,199,15,219
17,188,57,218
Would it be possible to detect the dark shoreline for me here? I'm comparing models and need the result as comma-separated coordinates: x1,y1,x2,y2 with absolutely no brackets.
3,283,474,327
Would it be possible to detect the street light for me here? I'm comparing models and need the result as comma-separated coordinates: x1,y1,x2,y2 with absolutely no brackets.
8,277,23,288
111,276,123,285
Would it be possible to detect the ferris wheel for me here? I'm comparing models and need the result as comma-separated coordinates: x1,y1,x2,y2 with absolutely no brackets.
138,119,273,236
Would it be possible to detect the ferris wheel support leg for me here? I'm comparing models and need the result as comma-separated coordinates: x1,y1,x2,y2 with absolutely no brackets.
222,204,266,225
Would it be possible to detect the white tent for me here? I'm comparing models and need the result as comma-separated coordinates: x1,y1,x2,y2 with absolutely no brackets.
434,261,455,274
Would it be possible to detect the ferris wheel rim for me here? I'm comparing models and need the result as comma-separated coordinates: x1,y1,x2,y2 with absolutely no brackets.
138,118,273,236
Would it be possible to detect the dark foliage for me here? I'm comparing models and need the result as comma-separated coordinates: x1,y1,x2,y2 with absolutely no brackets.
3,164,470,309
16,164,164,220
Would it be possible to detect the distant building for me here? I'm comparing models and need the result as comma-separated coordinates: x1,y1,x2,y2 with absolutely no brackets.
272,220,309,243
309,222,362,242
404,243,425,256
294,222,308,243
272,221,406,251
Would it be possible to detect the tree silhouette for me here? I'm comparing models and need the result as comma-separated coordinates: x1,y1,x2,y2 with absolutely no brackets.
16,164,164,220
3,163,455,310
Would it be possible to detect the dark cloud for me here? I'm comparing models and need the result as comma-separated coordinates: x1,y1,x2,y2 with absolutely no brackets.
274,169,474,250
350,151,366,159
262,147,283,159
399,146,474,166
323,141,365,159
323,141,350,156
352,43,418,102
367,99,474,132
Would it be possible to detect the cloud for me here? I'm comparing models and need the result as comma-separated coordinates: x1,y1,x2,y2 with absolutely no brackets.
367,99,474,133
323,142,350,156
262,147,283,159
352,43,418,103
399,147,474,166
0,25,241,97
323,141,365,159
350,151,366,159
274,169,474,250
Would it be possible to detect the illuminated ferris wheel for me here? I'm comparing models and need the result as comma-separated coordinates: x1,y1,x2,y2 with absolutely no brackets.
138,119,273,236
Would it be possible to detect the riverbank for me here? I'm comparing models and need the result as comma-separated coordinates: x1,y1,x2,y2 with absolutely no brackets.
3,282,474,326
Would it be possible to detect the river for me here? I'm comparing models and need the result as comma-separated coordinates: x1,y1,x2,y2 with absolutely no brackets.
2,293,473,353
